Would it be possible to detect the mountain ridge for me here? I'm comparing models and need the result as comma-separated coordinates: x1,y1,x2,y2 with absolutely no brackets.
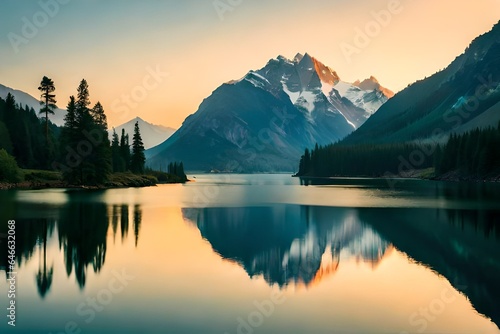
343,20,500,145
0,83,66,126
147,52,393,172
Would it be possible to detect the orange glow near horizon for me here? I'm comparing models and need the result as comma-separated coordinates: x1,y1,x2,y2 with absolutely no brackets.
0,0,498,129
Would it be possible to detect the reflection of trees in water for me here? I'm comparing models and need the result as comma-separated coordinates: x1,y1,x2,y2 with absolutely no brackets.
446,210,500,240
361,207,500,330
3,200,144,298
121,204,129,242
58,202,109,289
15,218,55,268
440,182,500,202
58,202,144,289
134,205,142,247
36,220,54,298
109,204,141,247
0,218,56,294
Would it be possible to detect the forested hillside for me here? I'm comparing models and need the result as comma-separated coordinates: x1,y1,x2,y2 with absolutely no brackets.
0,78,185,186
296,124,500,180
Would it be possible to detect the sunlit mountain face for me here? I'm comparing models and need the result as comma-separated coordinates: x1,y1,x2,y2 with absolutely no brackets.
183,206,393,288
146,53,393,172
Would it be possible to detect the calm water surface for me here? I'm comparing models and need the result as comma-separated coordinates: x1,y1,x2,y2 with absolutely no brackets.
0,175,499,334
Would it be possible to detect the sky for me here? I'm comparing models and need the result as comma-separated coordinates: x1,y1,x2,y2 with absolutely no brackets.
0,0,499,129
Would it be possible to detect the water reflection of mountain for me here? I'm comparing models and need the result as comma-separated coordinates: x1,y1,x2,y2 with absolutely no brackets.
361,207,500,329
184,205,500,329
182,206,392,287
0,197,142,297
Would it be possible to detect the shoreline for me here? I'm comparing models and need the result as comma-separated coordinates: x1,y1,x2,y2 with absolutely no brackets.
0,176,188,191
293,170,500,184
0,181,187,191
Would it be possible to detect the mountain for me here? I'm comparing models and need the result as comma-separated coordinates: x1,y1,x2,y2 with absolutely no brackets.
110,117,176,150
182,206,392,288
0,83,66,126
147,53,392,172
344,21,500,144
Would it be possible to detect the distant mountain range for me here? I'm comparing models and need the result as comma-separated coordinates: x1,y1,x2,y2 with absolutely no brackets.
110,117,175,150
344,20,500,144
0,83,176,150
0,83,66,126
147,53,393,172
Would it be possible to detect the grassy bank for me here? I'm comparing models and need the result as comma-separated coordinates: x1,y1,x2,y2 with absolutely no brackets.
0,169,188,190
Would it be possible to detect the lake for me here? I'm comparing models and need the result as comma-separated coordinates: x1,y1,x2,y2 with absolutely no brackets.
0,174,499,334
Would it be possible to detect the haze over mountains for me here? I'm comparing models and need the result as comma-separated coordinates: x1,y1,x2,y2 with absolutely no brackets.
110,117,175,150
4,21,498,175
147,53,392,172
0,83,66,126
0,83,175,151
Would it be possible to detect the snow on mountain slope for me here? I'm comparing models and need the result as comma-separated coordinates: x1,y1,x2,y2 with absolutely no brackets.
147,52,393,172
333,80,388,116
253,53,393,128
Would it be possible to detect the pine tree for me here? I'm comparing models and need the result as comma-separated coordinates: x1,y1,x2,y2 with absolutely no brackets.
303,149,311,175
90,101,111,184
38,76,56,145
111,128,123,172
60,96,79,183
74,79,94,184
120,129,131,171
62,96,77,139
130,121,145,174
4,93,17,127
91,102,107,127
60,80,112,185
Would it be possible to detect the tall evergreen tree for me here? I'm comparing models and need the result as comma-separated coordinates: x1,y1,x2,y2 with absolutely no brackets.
75,79,94,184
120,129,131,171
59,96,79,183
4,93,17,127
90,101,112,183
59,80,112,185
111,128,123,172
38,76,56,145
130,121,146,174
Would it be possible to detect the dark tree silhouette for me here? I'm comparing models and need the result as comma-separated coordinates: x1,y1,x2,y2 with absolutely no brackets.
38,76,56,145
130,121,146,174
35,220,53,298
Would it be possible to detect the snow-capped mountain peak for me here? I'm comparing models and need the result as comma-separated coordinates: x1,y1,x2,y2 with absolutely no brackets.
241,53,393,127
227,54,393,127
147,53,393,172
354,76,395,98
